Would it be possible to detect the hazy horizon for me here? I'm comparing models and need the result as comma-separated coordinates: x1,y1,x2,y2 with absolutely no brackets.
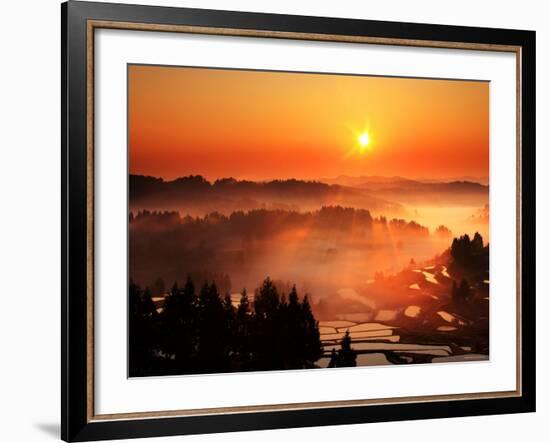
129,65,488,182
129,171,489,185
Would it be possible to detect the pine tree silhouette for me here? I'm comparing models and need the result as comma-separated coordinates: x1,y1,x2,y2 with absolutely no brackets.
279,285,300,368
197,282,227,372
222,292,236,364
128,283,157,376
301,294,323,365
129,276,325,376
235,288,251,369
251,278,281,369
337,330,357,367
161,278,197,372
328,349,338,368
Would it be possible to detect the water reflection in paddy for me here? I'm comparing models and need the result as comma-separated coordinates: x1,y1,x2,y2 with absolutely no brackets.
317,319,485,368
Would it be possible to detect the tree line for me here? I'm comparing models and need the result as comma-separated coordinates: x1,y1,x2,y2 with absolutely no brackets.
450,232,486,267
129,206,432,237
129,206,432,290
129,277,327,376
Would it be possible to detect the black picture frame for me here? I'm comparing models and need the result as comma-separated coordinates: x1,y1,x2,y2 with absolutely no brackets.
62,1,536,441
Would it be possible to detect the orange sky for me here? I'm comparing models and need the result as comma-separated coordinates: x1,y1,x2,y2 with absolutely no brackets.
128,65,489,181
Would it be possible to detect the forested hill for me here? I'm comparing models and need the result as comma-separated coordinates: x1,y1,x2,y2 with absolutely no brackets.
129,174,402,215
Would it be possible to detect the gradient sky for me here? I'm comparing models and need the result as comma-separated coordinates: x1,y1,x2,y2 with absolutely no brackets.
128,65,489,181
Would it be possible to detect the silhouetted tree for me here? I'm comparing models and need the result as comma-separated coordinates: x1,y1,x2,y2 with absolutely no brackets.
235,288,251,368
337,330,357,367
237,288,249,318
280,285,302,368
301,295,323,365
222,292,236,360
129,275,325,376
325,330,356,368
451,234,472,265
196,282,227,372
451,232,487,268
128,282,157,376
161,278,197,370
251,278,282,369
472,232,484,253
328,349,338,368
253,277,280,319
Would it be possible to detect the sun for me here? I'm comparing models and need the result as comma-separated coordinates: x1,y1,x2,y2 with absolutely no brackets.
358,132,370,150
344,127,373,159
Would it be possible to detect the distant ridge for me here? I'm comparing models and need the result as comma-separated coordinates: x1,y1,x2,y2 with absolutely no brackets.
129,174,404,215
315,175,488,207
318,175,489,188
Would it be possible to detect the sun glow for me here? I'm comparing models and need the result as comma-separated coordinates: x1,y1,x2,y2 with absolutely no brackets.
358,131,370,152
343,127,374,159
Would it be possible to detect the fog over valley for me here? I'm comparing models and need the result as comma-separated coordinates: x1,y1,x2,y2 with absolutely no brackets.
129,173,489,321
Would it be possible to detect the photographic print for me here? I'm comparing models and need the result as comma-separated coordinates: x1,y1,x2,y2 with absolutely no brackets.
62,4,535,439
128,65,490,377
